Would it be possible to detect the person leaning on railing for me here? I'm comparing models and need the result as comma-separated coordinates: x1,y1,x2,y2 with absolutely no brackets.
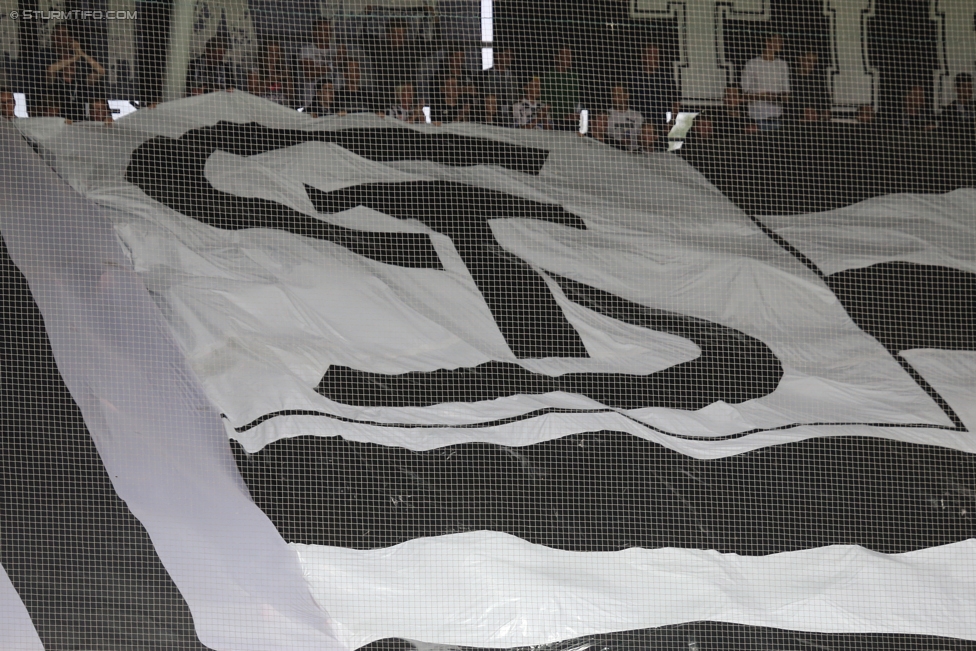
791,50,829,123
334,60,374,114
607,83,643,151
432,76,472,125
479,48,519,125
513,76,549,130
300,18,346,108
631,43,680,130
248,40,296,107
383,82,424,123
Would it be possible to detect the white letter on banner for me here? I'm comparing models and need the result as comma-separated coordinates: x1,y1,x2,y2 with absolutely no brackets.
631,0,770,103
931,0,976,109
823,0,878,109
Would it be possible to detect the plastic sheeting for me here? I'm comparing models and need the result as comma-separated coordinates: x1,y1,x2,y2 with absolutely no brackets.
296,533,976,649
12,93,973,461
0,120,342,651
763,192,976,433
4,93,976,649
0,562,43,651
762,189,976,277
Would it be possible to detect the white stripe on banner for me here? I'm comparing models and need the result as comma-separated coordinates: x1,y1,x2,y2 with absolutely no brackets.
295,532,976,650
0,562,43,651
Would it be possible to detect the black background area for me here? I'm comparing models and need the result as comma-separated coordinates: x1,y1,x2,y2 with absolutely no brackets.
0,236,207,650
680,128,976,216
359,622,976,651
232,432,975,555
827,262,976,353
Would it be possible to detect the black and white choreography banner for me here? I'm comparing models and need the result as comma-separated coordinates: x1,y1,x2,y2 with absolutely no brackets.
6,92,976,649
21,92,972,456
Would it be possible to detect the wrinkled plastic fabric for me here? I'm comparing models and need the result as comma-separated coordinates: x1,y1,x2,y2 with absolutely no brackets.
0,121,343,651
0,562,43,651
13,93,974,461
293,533,976,649
4,94,976,650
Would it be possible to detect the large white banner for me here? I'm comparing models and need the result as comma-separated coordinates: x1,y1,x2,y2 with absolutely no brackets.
16,92,972,459
8,91,976,650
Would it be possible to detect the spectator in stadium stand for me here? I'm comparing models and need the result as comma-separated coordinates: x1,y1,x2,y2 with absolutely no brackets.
385,83,423,123
741,33,790,131
308,80,339,117
856,104,876,124
248,40,295,107
480,48,519,123
300,19,345,108
940,72,975,132
188,36,234,94
87,98,113,124
690,115,714,140
363,10,441,112
475,93,504,126
635,122,663,154
513,76,548,129
607,83,643,150
703,87,752,137
631,44,680,129
900,86,938,132
1,89,14,120
433,76,472,124
791,50,829,122
435,49,476,112
587,111,608,142
335,60,373,113
542,46,580,131
37,94,61,117
46,24,106,122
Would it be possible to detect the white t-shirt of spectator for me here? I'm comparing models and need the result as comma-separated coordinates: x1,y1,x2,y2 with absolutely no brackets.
740,57,790,121
607,109,644,149
513,100,544,128
300,45,339,105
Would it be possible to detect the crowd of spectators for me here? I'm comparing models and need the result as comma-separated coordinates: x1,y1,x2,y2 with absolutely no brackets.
5,17,975,144
180,21,974,151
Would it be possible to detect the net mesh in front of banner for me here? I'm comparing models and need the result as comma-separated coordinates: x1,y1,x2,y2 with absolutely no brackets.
0,2,974,650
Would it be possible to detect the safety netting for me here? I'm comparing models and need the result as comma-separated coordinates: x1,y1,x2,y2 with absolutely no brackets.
0,2,974,650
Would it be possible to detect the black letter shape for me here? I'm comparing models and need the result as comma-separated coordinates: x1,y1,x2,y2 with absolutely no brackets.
125,122,783,411
306,181,589,359
125,122,549,269
826,262,976,353
308,181,782,410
